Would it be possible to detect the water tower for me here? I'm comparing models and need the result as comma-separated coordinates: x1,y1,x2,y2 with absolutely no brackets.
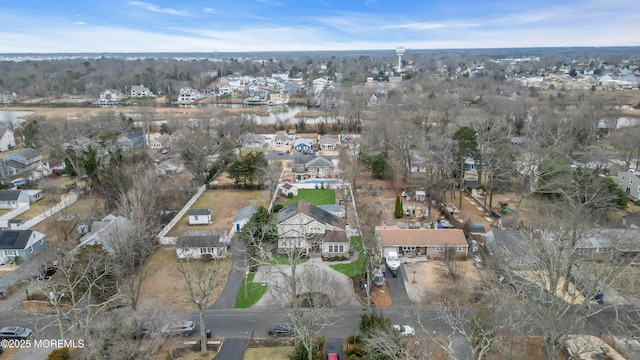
396,47,405,71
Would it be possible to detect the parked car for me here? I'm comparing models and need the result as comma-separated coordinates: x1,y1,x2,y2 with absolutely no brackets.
161,321,196,337
393,325,415,336
438,219,454,228
327,352,339,360
0,326,33,339
268,323,294,337
326,342,339,360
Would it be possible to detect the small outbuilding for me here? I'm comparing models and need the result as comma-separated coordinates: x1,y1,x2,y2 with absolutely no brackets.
188,209,212,226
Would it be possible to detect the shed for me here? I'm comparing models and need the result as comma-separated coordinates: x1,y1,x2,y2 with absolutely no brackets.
188,209,212,226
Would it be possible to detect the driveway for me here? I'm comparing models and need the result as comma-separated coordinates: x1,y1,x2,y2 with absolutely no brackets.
253,260,361,309
386,264,412,306
210,238,245,310
214,338,247,360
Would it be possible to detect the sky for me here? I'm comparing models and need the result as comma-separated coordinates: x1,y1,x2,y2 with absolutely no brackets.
1,0,639,53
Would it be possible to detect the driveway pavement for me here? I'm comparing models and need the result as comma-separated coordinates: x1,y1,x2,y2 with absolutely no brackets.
214,338,247,360
253,259,362,309
386,264,412,307
210,238,245,310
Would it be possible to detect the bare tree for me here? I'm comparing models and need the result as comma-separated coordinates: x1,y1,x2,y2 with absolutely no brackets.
441,247,466,281
179,130,233,184
176,249,225,356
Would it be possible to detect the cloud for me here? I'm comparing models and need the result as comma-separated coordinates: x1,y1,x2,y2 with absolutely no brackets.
73,21,88,25
203,7,215,14
129,1,189,16
384,22,478,30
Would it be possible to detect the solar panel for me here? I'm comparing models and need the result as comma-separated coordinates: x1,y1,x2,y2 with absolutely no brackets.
0,231,19,246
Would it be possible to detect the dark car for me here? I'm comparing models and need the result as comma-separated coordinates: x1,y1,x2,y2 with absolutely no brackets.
0,326,33,339
268,323,294,337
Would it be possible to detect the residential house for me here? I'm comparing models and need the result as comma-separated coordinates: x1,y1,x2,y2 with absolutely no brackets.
218,84,233,96
576,229,640,260
407,152,427,173
94,89,123,105
130,84,152,97
188,209,212,225
0,127,15,152
281,182,299,197
75,214,132,254
6,148,42,170
318,135,338,151
156,158,185,176
276,200,348,257
269,92,289,105
178,88,204,103
170,128,193,147
176,230,228,260
0,190,30,209
274,134,291,147
293,138,314,153
339,134,359,149
117,130,144,149
614,170,640,200
376,225,468,259
305,156,335,178
0,230,46,264
241,133,268,149
146,133,170,150
231,205,258,233
0,159,23,178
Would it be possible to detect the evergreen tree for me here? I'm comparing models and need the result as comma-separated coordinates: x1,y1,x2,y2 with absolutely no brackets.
394,196,403,219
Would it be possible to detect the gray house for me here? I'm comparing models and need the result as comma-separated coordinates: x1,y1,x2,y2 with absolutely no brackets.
615,170,640,200
0,230,47,264
486,230,537,270
0,190,30,209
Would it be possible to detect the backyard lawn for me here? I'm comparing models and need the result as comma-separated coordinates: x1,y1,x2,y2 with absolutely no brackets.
234,272,267,308
243,347,294,360
284,189,336,207
329,236,364,277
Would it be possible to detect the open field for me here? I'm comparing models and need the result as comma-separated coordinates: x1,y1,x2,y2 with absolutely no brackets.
404,260,482,304
30,196,105,245
137,246,232,311
243,346,294,360
166,189,270,237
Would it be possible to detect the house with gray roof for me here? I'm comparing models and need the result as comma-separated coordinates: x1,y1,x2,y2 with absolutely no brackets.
188,208,212,225
0,230,46,264
305,156,335,178
0,190,29,209
74,214,132,254
293,138,314,153
276,200,348,258
6,148,42,170
0,127,15,152
232,204,259,233
176,230,228,260
274,133,291,147
614,170,640,200
318,135,338,151
241,133,268,149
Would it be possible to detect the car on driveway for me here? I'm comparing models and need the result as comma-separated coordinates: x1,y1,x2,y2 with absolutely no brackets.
0,326,33,339
268,323,294,337
161,321,196,337
393,325,415,336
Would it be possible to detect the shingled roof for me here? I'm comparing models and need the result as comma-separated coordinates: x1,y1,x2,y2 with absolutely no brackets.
277,200,345,230
376,225,467,247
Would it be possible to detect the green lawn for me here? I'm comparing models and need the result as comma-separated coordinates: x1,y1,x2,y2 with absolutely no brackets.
284,189,336,207
234,273,267,308
329,236,364,277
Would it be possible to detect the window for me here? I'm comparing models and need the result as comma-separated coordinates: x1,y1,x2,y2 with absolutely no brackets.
39,239,44,245
456,246,465,252
578,248,589,255
630,178,633,185
339,245,344,252
29,246,33,253
435,246,445,252
328,245,334,253
194,215,198,221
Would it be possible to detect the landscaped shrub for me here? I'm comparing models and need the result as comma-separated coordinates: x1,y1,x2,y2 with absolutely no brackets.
273,204,284,213
394,196,403,218
47,347,69,360
287,192,294,198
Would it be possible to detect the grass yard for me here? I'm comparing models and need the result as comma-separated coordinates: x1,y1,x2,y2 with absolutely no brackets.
234,273,267,308
166,189,270,237
329,236,364,277
30,196,105,245
243,347,294,360
284,189,336,207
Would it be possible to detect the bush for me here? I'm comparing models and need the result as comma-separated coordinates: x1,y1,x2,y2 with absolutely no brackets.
287,192,294,199
48,347,69,360
273,204,284,213
200,254,214,262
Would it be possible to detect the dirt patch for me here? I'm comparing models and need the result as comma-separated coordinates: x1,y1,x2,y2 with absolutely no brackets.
166,189,271,237
138,247,231,311
370,283,393,307
404,260,483,304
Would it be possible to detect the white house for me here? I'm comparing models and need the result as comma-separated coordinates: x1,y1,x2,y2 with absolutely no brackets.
615,170,640,200
188,209,212,225
274,134,291,147
230,204,258,235
175,230,228,260
156,158,185,176
281,182,298,197
130,84,152,97
318,135,338,151
0,127,15,152
0,190,30,209
178,88,204,103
